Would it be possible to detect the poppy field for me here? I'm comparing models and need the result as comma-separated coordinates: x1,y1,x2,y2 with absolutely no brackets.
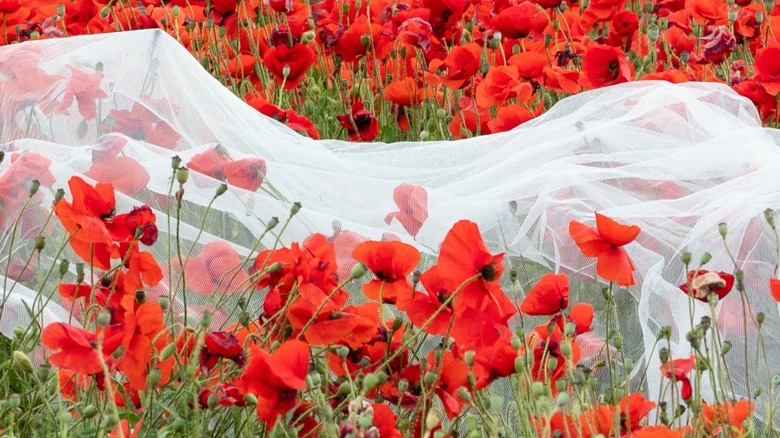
1,0,780,437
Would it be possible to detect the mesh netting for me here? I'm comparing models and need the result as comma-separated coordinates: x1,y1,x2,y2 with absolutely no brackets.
1,29,779,421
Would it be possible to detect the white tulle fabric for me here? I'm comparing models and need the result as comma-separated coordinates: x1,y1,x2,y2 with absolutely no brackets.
1,29,779,421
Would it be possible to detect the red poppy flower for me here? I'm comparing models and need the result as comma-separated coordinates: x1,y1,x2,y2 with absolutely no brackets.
0,0,21,14
487,103,542,133
383,78,425,107
569,212,640,286
236,339,310,427
372,404,402,438
679,270,734,301
491,3,548,39
700,400,753,435
520,273,569,316
437,220,515,321
429,42,482,89
399,265,454,335
55,66,108,120
619,393,656,432
188,145,231,181
200,331,245,374
660,354,696,400
352,240,420,304
475,65,533,109
337,101,379,141
85,155,150,196
247,94,320,139
755,46,780,96
41,323,123,375
770,278,780,303
632,426,685,438
384,183,428,237
289,288,378,347
543,66,582,94
119,295,169,390
581,45,632,89
55,176,117,269
223,157,267,192
428,350,469,419
262,43,314,89
184,240,250,295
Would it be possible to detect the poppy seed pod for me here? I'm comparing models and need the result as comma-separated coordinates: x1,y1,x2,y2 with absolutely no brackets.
176,167,189,185
58,259,69,277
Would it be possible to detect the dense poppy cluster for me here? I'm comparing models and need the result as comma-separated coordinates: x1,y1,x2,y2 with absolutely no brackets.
14,172,764,436
2,0,780,142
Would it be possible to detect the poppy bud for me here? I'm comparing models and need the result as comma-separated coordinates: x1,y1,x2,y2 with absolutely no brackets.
647,25,659,42
514,356,526,374
100,6,110,19
12,327,24,340
12,351,32,374
552,20,560,30
360,34,371,48
555,392,570,407
765,208,775,226
362,373,380,392
510,336,522,350
612,334,623,350
535,397,550,412
34,235,45,251
290,202,302,216
398,379,409,393
97,309,112,327
560,340,572,359
215,183,228,197
460,30,472,44
699,252,712,265
159,296,170,311
728,9,737,23
463,350,476,367
113,346,125,359
38,362,50,381
686,330,700,349
336,345,349,360
458,386,471,402
337,381,352,396
425,409,444,432
176,168,189,185
244,394,257,405
419,130,430,141
147,369,162,388
659,347,669,364
160,343,176,361
531,382,545,397
757,312,765,325
27,179,40,197
680,51,690,64
718,222,728,237
757,11,764,24
624,357,635,373
81,405,98,419
721,340,732,356
350,262,367,279
423,371,437,386
200,311,212,329
103,413,119,429
171,155,182,170
54,188,65,204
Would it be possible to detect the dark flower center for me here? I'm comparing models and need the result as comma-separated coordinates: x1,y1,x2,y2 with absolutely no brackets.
480,263,497,282
354,114,374,132
607,60,620,79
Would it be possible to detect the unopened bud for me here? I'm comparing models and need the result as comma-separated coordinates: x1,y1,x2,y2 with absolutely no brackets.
11,351,33,374
699,252,712,265
350,262,367,279
718,222,728,237
97,309,112,327
27,179,40,197
215,183,228,197
176,168,189,185
147,369,162,388
423,371,438,386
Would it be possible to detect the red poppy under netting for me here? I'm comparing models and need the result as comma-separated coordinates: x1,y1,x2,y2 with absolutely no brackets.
3,30,780,427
